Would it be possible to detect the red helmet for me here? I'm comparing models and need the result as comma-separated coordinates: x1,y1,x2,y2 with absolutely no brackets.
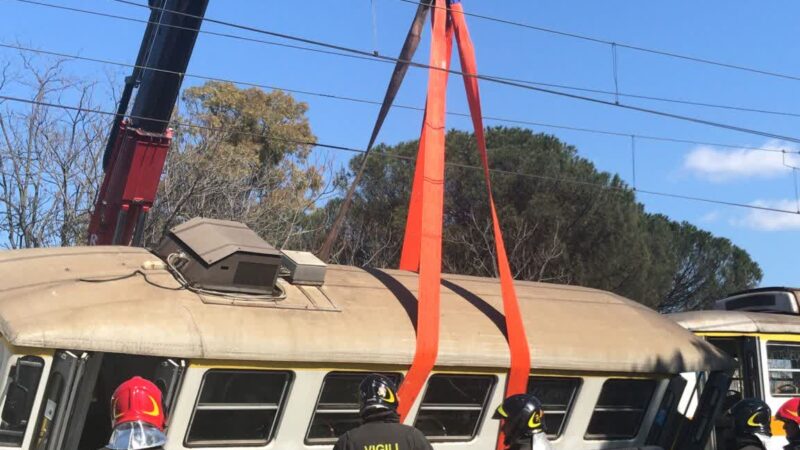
111,376,165,429
107,377,167,450
777,398,800,425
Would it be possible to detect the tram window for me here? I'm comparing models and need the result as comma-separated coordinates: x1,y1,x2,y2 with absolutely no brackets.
585,379,656,440
0,356,44,446
306,372,402,445
529,376,581,438
767,343,800,396
414,374,496,442
185,370,292,446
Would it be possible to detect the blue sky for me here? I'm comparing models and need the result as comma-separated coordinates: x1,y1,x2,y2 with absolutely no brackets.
1,0,799,287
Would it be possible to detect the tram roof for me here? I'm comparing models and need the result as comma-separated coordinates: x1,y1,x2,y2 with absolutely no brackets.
0,246,732,374
671,309,800,334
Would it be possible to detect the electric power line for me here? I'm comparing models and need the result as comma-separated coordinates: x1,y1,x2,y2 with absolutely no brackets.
11,0,800,121
9,0,384,64
1,92,798,217
107,0,800,118
396,0,800,83
4,41,797,156
14,0,800,120
98,0,800,144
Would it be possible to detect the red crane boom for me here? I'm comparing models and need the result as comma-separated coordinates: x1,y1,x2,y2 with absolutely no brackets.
88,0,209,246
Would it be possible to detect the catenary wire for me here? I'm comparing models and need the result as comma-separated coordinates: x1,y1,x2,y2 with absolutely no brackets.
8,0,384,65
13,0,800,119
395,0,800,83
109,0,800,118
1,93,798,217
4,41,797,155
97,0,800,144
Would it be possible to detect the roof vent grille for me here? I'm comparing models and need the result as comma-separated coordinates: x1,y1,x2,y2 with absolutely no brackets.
155,218,282,296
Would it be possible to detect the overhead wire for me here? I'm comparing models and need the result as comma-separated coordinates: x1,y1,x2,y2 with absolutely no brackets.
395,0,800,83
8,0,384,64
93,0,800,144
10,0,800,122
4,42,797,156
6,2,800,215
103,0,800,118
10,0,797,120
2,93,798,217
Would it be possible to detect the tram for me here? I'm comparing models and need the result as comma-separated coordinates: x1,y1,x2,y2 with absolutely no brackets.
0,218,732,450
672,287,800,448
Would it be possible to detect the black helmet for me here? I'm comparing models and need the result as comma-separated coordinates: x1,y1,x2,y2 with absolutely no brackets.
359,374,398,416
731,398,772,437
492,394,545,444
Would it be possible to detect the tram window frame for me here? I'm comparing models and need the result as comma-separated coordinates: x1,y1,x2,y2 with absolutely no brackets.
0,355,45,447
766,342,800,396
413,374,496,442
584,378,657,441
305,372,403,445
184,369,293,447
528,376,581,438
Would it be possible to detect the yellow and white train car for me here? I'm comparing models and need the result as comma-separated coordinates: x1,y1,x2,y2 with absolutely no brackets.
672,287,800,448
0,241,732,450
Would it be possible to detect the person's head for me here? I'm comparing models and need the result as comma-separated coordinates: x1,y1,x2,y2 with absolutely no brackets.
492,394,545,446
106,376,167,450
777,398,800,442
358,374,399,419
730,398,772,438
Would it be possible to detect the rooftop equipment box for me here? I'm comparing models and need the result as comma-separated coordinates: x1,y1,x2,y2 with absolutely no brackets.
281,250,326,286
155,218,282,295
714,287,800,315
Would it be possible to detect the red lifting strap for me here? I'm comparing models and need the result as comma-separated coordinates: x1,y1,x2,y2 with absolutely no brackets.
397,2,531,448
450,4,531,448
395,0,451,420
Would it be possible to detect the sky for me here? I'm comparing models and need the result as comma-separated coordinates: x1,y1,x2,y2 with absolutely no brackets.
1,0,799,287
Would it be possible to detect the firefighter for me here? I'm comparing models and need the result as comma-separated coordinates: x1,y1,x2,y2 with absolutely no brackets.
492,393,555,450
776,398,800,450
332,374,433,450
724,399,772,450
103,376,167,450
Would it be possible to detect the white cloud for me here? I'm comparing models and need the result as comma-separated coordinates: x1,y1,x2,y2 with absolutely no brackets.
734,199,800,231
699,210,720,223
683,139,800,182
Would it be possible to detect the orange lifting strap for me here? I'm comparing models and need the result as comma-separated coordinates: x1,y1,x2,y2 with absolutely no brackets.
396,1,531,448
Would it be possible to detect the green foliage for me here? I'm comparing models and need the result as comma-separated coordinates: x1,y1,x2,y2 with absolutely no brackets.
145,81,327,247
318,127,762,312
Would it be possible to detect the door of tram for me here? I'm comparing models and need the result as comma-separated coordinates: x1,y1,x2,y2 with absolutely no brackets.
705,337,762,401
29,352,184,450
703,337,762,450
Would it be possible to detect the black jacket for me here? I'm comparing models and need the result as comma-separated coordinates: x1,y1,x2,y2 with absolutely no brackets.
332,413,433,450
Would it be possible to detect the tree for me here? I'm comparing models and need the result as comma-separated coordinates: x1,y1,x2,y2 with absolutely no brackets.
0,50,105,248
144,81,334,248
318,127,762,312
652,216,763,312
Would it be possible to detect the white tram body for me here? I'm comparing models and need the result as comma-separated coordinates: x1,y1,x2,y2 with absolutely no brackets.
672,287,800,449
0,245,732,450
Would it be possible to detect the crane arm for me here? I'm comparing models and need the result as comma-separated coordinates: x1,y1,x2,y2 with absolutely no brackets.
88,0,209,246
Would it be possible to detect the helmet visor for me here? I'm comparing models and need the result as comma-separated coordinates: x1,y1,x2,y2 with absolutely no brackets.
106,421,167,450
